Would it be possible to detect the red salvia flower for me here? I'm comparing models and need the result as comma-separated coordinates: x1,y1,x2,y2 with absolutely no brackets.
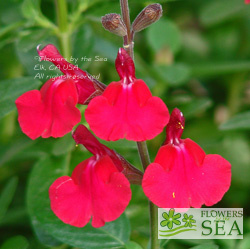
85,48,169,141
142,108,231,208
16,78,81,139
16,44,106,139
49,125,132,228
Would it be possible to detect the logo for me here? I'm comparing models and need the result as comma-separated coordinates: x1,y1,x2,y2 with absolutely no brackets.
158,208,243,239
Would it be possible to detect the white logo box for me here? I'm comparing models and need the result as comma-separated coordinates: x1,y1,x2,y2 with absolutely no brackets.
158,208,243,239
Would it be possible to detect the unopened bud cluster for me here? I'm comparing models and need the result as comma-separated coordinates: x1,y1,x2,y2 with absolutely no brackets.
101,3,162,37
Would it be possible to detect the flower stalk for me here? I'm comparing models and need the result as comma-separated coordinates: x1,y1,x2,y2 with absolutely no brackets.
120,0,160,248
120,0,134,58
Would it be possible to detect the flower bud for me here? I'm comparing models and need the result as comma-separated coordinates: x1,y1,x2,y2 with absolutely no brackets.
132,4,162,33
102,13,127,37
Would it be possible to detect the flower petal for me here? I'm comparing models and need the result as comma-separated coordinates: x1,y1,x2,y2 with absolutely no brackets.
91,156,132,227
37,44,73,75
173,213,181,219
49,155,131,228
16,78,81,139
85,79,169,141
162,212,169,219
182,138,205,166
115,48,135,80
165,108,185,145
154,144,178,171
172,219,181,226
168,221,173,229
49,174,92,227
143,162,189,208
72,124,106,156
142,141,231,208
160,220,168,227
188,154,231,207
37,44,104,105
169,209,175,218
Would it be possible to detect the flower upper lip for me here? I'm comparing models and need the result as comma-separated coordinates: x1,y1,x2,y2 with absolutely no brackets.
115,48,135,84
165,108,185,145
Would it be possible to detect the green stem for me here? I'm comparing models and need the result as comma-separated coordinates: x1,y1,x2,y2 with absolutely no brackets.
136,142,159,249
55,0,71,60
137,144,159,249
136,141,150,170
227,74,245,116
149,201,159,247
120,0,159,248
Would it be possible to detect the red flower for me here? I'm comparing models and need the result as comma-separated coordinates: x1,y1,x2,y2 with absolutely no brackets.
245,0,250,4
85,48,169,141
16,44,106,139
37,44,106,105
142,108,231,208
16,78,81,139
49,125,132,228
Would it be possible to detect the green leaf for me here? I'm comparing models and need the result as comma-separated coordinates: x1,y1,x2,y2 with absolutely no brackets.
135,0,176,2
0,177,18,222
101,139,137,151
0,207,28,226
190,245,219,249
220,135,250,187
0,0,24,25
0,138,35,167
72,24,94,69
200,0,245,27
237,233,250,249
27,156,131,249
125,241,143,249
178,98,213,119
160,239,169,248
147,19,182,54
0,77,41,119
156,64,191,86
21,0,40,19
52,133,75,156
15,28,58,77
87,2,120,18
0,21,24,39
21,0,54,28
32,221,62,247
94,37,119,62
191,61,250,77
0,236,28,249
220,111,250,130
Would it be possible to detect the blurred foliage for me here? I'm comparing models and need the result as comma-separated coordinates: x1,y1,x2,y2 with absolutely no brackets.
0,0,250,248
